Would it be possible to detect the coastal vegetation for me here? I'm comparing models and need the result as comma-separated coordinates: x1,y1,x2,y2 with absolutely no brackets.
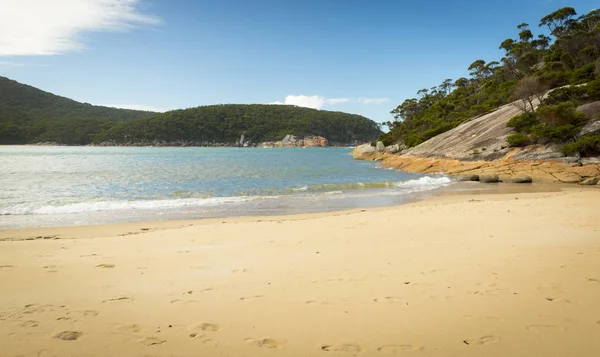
381,7,600,156
96,105,381,146
0,76,381,145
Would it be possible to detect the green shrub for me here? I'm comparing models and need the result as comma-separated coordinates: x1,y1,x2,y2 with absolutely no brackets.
543,86,588,105
507,113,539,133
561,136,600,157
531,124,579,143
377,132,395,146
507,133,531,147
570,63,596,84
536,102,587,126
587,78,600,100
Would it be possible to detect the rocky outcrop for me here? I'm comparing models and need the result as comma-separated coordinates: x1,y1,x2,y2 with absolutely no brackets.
384,144,403,154
303,136,329,147
401,102,531,161
480,174,500,183
350,95,600,184
365,153,600,184
261,135,329,148
577,101,600,121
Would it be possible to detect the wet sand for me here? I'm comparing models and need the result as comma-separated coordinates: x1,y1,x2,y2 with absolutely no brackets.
1,187,599,356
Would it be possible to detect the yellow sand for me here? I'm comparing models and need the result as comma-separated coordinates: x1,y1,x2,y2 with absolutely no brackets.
1,188,600,356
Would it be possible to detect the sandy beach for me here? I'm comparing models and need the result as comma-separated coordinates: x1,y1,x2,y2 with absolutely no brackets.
1,187,600,357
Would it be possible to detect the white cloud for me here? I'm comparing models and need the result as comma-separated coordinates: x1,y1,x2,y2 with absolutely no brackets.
269,95,390,110
100,104,171,113
0,61,50,67
0,0,160,56
359,97,390,105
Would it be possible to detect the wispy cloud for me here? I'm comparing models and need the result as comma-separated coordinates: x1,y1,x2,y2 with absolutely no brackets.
0,0,161,56
269,95,390,110
0,61,50,67
100,104,172,113
358,97,390,105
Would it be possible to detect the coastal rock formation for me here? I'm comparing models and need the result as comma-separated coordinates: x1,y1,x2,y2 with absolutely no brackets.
352,95,600,184
261,135,329,148
303,136,329,147
354,143,377,155
400,102,530,161
480,174,500,183
352,152,600,184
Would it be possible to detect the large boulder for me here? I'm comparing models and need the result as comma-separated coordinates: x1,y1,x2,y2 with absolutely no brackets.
384,143,404,154
577,101,600,121
504,175,533,183
580,119,600,136
480,174,500,183
580,177,599,185
352,143,377,158
376,141,385,152
459,174,480,182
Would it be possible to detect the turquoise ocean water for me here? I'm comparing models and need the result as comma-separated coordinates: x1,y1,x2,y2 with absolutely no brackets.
0,146,452,228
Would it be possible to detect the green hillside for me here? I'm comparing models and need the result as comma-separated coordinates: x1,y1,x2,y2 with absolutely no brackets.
0,77,381,145
0,76,155,144
97,104,382,145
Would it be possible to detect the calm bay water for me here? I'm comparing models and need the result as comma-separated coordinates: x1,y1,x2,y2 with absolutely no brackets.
0,146,452,228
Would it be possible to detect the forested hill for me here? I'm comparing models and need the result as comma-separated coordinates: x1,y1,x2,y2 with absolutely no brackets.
0,76,156,144
0,76,381,145
97,104,382,145
381,7,600,157
0,76,154,123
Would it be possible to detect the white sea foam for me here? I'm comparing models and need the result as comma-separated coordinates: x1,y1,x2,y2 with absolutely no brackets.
0,196,253,216
394,176,452,188
0,176,452,216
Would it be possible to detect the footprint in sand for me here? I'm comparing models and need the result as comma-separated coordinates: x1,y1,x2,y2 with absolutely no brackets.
189,332,217,345
102,296,132,303
377,344,423,353
463,335,500,346
54,331,83,341
526,325,566,332
545,297,572,303
132,336,166,346
0,265,16,271
239,295,264,301
56,316,77,322
43,265,60,273
96,264,115,269
189,322,220,332
586,277,600,284
117,324,148,334
21,320,39,328
170,299,197,304
374,297,403,304
67,310,99,318
321,343,364,353
245,338,286,349
23,304,66,315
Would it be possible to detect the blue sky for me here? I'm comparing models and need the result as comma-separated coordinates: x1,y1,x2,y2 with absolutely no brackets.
0,0,598,123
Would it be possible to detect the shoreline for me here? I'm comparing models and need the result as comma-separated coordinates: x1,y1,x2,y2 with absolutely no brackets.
0,182,566,239
1,187,599,356
0,181,565,237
